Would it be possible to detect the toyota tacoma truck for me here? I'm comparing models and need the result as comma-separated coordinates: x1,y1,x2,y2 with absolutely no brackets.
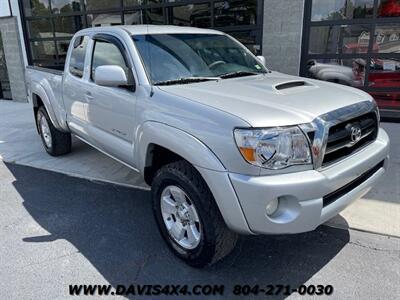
26,25,390,268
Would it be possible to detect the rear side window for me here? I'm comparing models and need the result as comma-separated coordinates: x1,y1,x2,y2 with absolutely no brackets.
91,40,128,81
69,36,88,78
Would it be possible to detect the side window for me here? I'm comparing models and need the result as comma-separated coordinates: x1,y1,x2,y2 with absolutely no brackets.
69,36,88,78
91,40,128,81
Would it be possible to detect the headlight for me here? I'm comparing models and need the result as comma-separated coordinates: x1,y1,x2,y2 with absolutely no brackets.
234,127,312,170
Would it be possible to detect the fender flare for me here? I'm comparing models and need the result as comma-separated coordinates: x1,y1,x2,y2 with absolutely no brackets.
30,81,65,131
137,121,226,174
137,121,252,234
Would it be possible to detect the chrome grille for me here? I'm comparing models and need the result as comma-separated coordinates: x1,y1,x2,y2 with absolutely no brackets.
322,112,378,166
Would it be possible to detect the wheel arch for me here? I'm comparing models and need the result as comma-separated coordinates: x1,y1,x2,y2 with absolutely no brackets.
138,122,226,186
139,122,252,235
30,80,69,132
30,84,63,131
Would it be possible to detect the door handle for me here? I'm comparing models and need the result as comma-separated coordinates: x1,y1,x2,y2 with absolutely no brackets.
85,92,94,102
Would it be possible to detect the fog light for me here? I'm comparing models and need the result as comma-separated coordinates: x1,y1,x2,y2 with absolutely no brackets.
266,198,279,216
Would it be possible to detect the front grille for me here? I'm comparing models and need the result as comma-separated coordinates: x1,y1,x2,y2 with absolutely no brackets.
323,160,384,207
322,112,378,166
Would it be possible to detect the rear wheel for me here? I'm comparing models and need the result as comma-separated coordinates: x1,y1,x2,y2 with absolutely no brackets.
36,106,71,156
152,160,238,268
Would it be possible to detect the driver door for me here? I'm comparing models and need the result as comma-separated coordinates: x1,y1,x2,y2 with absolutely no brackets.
85,35,137,165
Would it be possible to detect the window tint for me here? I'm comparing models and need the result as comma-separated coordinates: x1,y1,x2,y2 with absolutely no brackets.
23,0,50,17
50,0,81,14
69,36,88,78
86,0,121,11
170,4,211,28
214,1,257,27
91,40,128,80
54,16,84,37
31,40,57,60
309,26,341,54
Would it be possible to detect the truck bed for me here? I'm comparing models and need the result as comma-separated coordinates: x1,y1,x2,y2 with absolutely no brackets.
25,66,67,130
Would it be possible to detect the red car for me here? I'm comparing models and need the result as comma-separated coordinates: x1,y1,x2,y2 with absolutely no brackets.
379,0,400,17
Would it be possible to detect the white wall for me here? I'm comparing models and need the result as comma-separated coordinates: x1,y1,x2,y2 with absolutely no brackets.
262,0,305,76
0,1,11,17
0,0,28,67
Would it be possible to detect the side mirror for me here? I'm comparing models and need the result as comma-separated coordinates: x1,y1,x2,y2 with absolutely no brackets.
94,65,129,88
257,55,267,67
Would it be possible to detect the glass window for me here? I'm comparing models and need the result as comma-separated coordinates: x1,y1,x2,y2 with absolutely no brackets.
378,0,400,17
229,31,260,54
305,0,400,115
54,16,84,37
69,36,88,78
51,0,81,13
369,58,400,88
133,34,267,84
170,4,211,28
214,0,257,27
125,8,172,25
309,26,341,54
306,58,366,88
31,40,57,60
124,0,161,6
87,13,122,27
311,0,374,21
85,0,121,11
374,24,400,53
144,8,164,24
57,39,71,60
28,19,53,39
342,24,372,54
23,0,50,17
91,40,128,80
124,0,141,7
124,11,143,25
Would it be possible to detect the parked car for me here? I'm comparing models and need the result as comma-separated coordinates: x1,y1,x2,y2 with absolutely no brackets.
26,25,390,267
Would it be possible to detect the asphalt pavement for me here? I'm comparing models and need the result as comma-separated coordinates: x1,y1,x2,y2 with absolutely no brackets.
1,162,399,299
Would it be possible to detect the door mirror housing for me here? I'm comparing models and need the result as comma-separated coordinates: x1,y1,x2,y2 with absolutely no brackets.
257,55,267,67
94,65,133,89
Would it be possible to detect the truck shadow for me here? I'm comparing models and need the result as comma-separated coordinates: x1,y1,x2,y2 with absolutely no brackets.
7,163,350,299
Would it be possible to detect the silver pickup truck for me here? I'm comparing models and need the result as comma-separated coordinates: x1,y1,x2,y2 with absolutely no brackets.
26,25,390,267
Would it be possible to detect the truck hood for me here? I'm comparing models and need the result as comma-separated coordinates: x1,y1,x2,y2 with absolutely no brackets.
157,72,372,127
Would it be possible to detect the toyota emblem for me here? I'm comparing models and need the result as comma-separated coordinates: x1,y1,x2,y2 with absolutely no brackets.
350,126,362,144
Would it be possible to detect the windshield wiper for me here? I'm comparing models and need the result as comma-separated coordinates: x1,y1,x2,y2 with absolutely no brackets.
220,71,263,79
154,77,220,86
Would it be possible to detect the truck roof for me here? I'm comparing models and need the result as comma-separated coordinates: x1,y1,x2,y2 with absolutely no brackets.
78,25,224,36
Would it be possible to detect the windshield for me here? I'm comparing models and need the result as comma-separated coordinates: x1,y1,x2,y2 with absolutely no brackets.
132,33,268,85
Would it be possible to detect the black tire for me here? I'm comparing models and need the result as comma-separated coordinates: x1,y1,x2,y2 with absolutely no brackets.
36,106,71,156
152,160,238,268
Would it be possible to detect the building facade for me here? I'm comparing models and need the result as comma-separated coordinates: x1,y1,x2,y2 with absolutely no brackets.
0,0,399,117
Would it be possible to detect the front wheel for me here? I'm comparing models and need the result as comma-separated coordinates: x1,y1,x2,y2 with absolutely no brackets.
152,160,238,268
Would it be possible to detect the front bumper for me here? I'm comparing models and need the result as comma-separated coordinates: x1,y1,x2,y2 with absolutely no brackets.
199,128,390,235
